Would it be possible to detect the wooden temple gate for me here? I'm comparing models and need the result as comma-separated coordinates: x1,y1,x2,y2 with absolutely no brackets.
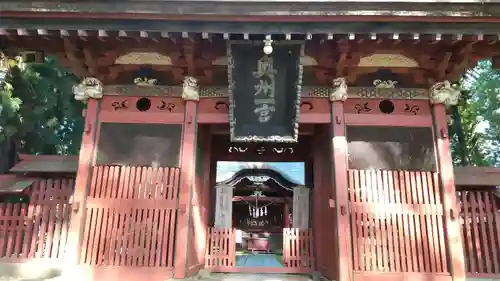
4,4,500,279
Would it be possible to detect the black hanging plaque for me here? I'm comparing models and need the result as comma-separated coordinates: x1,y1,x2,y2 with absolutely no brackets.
228,43,303,142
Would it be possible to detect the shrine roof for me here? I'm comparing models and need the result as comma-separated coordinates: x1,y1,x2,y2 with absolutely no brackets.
1,1,500,19
2,17,500,39
217,167,301,190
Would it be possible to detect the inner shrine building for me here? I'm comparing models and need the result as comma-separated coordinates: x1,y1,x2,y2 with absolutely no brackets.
1,2,500,281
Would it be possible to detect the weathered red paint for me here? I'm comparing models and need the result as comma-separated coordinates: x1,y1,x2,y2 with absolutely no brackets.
343,99,431,116
432,104,466,281
198,98,330,124
99,96,185,124
65,99,100,265
330,101,353,281
174,100,198,278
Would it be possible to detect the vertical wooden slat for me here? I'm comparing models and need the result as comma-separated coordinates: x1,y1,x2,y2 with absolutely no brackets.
50,180,64,258
36,180,50,258
105,209,117,265
91,207,104,265
393,171,405,272
4,203,14,257
81,208,95,264
427,172,442,273
145,208,154,266
409,172,423,272
478,191,492,273
361,170,371,271
484,191,499,273
416,172,430,272
382,170,394,272
44,180,57,258
387,171,399,272
13,204,26,257
126,208,137,266
494,194,500,274
433,173,448,272
403,171,417,272
355,170,365,271
349,171,359,271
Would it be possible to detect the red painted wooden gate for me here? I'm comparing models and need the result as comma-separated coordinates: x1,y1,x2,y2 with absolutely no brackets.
348,170,450,281
79,165,180,280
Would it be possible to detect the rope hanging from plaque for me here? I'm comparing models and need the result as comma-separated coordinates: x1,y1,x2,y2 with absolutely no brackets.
227,40,304,143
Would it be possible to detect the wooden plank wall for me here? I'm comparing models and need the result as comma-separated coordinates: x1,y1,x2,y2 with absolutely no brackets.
0,178,73,261
80,166,179,270
457,187,500,278
348,170,448,274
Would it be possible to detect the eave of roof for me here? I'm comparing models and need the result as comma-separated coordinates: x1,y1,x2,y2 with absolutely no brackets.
0,175,35,193
454,166,500,187
10,155,78,174
2,18,500,37
1,1,500,20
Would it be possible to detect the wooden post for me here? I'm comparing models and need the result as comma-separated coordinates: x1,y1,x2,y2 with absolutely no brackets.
292,185,310,230
329,78,352,281
283,202,289,228
174,77,199,279
430,82,465,281
64,81,102,267
214,184,233,229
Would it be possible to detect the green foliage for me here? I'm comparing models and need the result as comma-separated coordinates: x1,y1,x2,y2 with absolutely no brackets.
452,60,500,167
0,56,84,155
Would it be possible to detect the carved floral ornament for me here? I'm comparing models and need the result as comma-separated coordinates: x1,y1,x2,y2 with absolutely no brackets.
358,53,419,68
429,80,461,106
134,77,158,86
114,52,172,65
73,77,104,102
182,76,199,101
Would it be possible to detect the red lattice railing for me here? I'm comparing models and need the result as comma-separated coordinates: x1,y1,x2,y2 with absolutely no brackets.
283,228,315,270
0,178,73,260
348,170,448,274
458,189,500,277
205,227,315,272
80,166,180,268
205,228,236,269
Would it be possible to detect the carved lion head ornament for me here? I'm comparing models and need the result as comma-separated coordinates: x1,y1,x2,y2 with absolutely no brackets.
182,76,200,101
429,80,461,106
72,77,104,102
330,77,348,102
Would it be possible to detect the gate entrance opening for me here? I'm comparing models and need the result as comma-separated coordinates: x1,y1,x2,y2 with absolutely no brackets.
218,161,304,267
203,126,318,274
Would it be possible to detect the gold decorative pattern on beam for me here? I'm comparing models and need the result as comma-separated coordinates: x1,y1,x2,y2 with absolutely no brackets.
358,53,419,68
115,52,172,65
212,55,318,66
101,85,428,100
